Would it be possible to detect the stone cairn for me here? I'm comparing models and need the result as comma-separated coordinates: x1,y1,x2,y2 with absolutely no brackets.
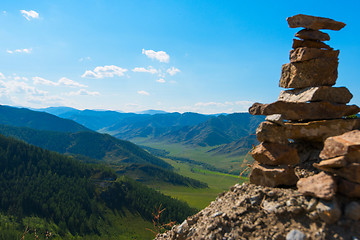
247,14,360,200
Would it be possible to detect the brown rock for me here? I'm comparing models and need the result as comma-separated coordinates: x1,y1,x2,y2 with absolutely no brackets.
317,163,360,184
338,178,360,198
279,58,338,89
256,119,360,143
249,162,298,187
249,101,360,121
292,39,332,50
295,29,330,41
314,156,347,168
251,142,299,166
287,14,346,31
297,172,336,200
290,47,339,63
277,86,352,104
320,130,360,159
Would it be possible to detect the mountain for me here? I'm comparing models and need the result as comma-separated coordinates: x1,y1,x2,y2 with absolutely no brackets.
207,135,259,156
0,105,90,132
0,124,173,169
123,113,264,147
104,112,215,139
0,133,196,239
38,107,134,131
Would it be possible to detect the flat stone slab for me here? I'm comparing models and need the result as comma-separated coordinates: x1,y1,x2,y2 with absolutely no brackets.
251,142,299,166
287,14,346,30
295,29,330,41
249,101,360,121
314,156,347,168
320,130,360,159
316,163,360,184
290,47,339,63
280,58,338,89
278,86,352,104
338,178,360,198
292,39,332,50
297,172,336,200
249,162,298,187
256,119,360,144
265,114,285,126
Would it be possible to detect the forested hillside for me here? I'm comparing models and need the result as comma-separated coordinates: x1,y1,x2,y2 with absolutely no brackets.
0,105,90,132
0,124,172,169
0,134,196,239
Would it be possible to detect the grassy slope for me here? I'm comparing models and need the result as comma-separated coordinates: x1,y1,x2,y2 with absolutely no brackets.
132,138,253,173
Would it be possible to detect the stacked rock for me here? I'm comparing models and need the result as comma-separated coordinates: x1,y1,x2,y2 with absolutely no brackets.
248,14,360,188
314,130,360,198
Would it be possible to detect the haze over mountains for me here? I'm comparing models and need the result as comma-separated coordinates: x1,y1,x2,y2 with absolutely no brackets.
37,106,264,148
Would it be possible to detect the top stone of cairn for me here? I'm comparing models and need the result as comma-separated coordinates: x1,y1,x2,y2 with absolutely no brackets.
287,14,346,31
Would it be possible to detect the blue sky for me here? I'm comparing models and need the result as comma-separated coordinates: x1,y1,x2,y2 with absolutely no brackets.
0,0,359,114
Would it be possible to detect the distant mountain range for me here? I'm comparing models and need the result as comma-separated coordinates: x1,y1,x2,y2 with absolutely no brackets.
33,106,264,149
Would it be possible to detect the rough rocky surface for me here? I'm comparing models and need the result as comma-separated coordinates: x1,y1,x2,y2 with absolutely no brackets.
319,130,360,159
290,47,339,63
155,183,360,240
295,29,330,41
249,162,298,187
277,86,352,104
287,14,346,30
338,178,360,198
297,172,336,200
249,101,360,121
279,59,338,89
251,142,299,166
292,39,332,50
256,119,360,143
265,114,285,126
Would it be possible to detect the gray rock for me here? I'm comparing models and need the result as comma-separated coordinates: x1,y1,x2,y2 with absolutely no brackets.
278,86,352,104
287,14,346,31
249,101,360,121
286,229,306,240
266,114,285,126
176,220,189,234
345,201,360,220
316,199,341,224
263,200,282,213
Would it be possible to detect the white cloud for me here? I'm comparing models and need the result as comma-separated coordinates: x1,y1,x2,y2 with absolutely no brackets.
137,90,150,96
66,89,100,96
33,76,87,88
156,78,166,83
33,77,58,86
0,72,5,80
20,10,39,21
142,49,170,63
58,77,87,88
7,48,32,54
167,67,180,76
132,66,158,74
82,65,128,79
